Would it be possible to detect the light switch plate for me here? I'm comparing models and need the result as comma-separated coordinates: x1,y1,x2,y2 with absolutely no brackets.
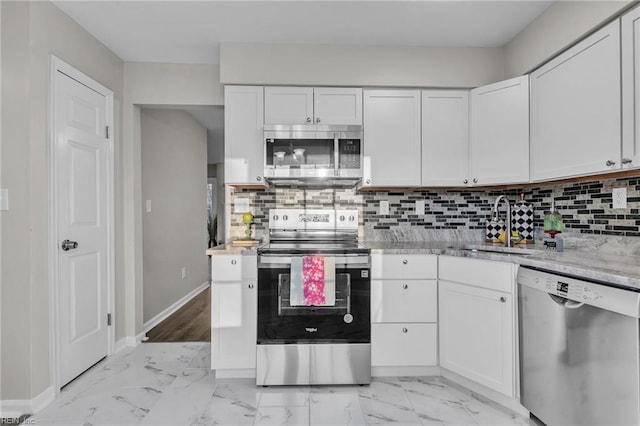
613,187,627,209
145,199,152,213
0,188,7,211
379,200,389,215
234,198,250,213
415,200,425,215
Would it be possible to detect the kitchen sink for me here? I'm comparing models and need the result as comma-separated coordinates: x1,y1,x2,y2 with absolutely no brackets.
453,245,544,256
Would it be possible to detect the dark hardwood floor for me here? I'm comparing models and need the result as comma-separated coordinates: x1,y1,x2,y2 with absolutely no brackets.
146,286,211,342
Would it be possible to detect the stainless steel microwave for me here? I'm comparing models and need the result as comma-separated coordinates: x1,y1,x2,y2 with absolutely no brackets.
263,124,363,186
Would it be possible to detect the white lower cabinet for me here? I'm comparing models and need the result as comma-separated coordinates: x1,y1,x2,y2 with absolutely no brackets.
372,323,437,366
370,254,438,368
211,254,257,373
438,256,516,397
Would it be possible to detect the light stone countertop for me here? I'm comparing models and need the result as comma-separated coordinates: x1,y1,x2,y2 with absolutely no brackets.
206,240,640,291
364,240,640,291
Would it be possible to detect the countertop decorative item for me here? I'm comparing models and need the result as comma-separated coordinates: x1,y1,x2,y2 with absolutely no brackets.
512,193,534,243
543,200,564,251
242,212,254,240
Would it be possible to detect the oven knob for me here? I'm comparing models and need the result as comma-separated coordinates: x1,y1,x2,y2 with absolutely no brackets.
349,215,355,222
283,215,288,221
339,215,345,221
343,313,353,324
273,215,279,221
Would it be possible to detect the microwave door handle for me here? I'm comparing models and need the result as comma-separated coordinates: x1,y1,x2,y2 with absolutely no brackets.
334,133,339,175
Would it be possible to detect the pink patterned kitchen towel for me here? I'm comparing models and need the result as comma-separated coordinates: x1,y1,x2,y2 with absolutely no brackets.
303,256,326,306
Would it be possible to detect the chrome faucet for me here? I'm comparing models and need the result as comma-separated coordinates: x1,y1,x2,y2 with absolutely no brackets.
493,195,512,248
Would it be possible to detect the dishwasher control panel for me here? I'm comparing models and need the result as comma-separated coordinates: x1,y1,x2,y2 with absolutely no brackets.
544,279,601,301
518,266,640,318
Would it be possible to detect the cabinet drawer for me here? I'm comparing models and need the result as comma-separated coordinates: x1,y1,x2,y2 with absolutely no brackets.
371,279,437,323
211,255,242,281
371,254,437,279
439,256,513,293
372,323,437,367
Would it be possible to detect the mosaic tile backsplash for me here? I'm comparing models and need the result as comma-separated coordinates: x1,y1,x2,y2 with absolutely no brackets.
229,176,640,244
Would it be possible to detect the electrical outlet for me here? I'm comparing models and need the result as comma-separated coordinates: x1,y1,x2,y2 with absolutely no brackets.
181,267,186,279
379,200,389,215
145,199,152,213
613,187,627,209
415,200,425,215
0,188,8,211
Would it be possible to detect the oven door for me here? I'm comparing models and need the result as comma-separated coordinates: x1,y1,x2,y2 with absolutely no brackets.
257,254,370,344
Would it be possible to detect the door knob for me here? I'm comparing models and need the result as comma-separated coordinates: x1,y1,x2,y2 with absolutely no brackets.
61,239,78,251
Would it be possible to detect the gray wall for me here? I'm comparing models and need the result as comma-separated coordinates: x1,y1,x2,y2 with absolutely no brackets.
220,43,504,88
1,0,123,402
504,1,633,77
141,109,208,323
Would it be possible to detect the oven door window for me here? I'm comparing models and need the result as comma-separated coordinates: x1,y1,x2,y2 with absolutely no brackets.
278,273,350,316
258,266,370,344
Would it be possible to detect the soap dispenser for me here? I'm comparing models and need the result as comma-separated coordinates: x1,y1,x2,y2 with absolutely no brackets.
543,200,564,251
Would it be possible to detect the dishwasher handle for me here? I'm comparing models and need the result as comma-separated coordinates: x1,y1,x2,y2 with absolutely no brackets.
549,293,585,309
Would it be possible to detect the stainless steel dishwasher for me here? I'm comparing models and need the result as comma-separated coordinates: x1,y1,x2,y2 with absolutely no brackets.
518,266,640,426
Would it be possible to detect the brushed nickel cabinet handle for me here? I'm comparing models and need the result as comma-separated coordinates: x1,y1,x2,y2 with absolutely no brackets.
500,296,507,303
403,284,408,289
402,328,408,333
606,160,616,167
231,259,237,265
402,259,408,264
622,158,633,164
306,117,312,123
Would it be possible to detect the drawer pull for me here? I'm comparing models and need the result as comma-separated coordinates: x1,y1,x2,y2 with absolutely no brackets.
248,284,254,289
402,259,408,265
500,296,507,303
402,284,408,289
231,259,237,265
402,328,408,333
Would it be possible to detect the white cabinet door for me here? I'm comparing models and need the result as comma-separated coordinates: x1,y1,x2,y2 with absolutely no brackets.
211,279,257,370
623,6,640,170
371,279,437,323
372,323,438,367
314,87,362,125
531,21,621,181
439,280,514,397
363,90,421,187
264,86,314,125
421,90,470,186
224,86,265,185
470,75,529,186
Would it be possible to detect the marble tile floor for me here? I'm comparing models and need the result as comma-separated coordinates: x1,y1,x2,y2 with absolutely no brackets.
30,342,536,426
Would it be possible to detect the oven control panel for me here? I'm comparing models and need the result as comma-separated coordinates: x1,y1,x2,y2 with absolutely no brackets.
269,209,358,230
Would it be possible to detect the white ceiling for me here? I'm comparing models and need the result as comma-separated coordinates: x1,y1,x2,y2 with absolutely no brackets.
52,0,553,65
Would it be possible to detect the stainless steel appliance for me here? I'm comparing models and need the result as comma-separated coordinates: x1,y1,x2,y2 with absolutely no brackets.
518,266,640,425
256,209,371,386
263,125,363,186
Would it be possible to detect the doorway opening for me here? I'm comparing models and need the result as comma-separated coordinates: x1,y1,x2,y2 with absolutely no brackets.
141,106,224,343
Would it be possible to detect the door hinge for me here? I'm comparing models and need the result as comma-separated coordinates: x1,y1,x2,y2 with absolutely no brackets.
107,313,112,326
105,126,109,139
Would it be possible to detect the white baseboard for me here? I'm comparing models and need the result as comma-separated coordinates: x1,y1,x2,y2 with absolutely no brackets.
0,385,55,418
213,368,256,379
372,365,441,378
441,369,529,417
143,282,210,333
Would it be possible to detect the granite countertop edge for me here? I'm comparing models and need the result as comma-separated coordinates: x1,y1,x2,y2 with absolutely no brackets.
206,241,640,291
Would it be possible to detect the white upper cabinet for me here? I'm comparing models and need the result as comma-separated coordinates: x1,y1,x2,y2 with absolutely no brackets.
470,75,529,186
264,86,362,125
421,90,470,186
362,89,421,187
531,21,621,181
224,86,265,186
622,6,640,170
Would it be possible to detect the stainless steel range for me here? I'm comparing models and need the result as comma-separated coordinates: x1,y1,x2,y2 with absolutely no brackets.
256,209,371,386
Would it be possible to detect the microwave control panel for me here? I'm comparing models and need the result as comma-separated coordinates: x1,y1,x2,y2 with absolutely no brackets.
339,140,361,169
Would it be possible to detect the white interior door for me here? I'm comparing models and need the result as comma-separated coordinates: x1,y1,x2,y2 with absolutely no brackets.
55,68,111,386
